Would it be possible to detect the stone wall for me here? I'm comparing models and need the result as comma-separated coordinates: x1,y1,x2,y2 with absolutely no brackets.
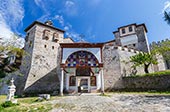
21,24,64,95
136,25,150,52
103,45,153,91
103,45,121,91
122,75,170,91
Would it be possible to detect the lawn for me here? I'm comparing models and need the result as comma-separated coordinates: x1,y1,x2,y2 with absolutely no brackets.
127,70,170,77
0,95,52,112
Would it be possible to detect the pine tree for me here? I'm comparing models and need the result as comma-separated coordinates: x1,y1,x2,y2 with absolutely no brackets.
164,11,170,25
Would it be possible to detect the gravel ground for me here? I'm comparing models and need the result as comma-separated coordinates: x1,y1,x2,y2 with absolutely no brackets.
48,93,170,112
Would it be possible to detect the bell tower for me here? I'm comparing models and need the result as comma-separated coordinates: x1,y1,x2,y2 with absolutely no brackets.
20,20,65,94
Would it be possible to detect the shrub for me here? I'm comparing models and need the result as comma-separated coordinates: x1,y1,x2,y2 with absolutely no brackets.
1,101,19,108
127,70,170,77
0,70,6,78
0,105,4,111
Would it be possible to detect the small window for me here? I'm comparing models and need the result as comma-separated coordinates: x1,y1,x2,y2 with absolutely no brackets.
52,46,54,49
44,45,47,48
129,26,133,32
133,44,136,47
90,76,96,86
25,33,30,42
122,28,126,34
29,41,32,47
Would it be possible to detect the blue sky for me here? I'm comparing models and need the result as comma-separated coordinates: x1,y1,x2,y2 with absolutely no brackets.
0,0,170,43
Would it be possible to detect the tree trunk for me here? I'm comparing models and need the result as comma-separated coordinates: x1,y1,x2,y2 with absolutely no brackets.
144,64,150,73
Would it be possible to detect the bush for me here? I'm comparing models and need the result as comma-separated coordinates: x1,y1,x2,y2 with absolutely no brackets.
127,70,170,77
1,101,19,108
0,70,6,78
0,105,4,111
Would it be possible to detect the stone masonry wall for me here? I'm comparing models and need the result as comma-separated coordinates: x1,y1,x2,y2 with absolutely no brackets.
103,45,153,91
103,45,121,91
22,24,63,95
136,25,150,52
122,75,170,91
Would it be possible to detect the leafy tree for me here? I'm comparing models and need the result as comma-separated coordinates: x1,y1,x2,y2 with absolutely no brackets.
0,45,24,78
164,11,170,25
151,39,170,60
130,52,158,73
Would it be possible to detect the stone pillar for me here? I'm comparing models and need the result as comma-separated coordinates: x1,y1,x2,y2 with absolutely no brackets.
100,68,104,94
66,74,69,91
96,73,101,90
60,68,64,96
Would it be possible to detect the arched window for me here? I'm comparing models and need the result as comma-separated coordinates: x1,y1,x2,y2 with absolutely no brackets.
43,30,50,40
53,33,59,42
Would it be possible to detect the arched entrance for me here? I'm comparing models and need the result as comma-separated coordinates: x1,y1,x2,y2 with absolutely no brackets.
60,43,104,95
65,50,99,93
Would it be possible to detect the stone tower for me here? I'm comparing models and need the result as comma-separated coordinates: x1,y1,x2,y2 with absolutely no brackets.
20,21,65,94
113,23,150,52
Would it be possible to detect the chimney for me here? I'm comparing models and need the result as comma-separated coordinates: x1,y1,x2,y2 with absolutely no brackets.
44,20,53,26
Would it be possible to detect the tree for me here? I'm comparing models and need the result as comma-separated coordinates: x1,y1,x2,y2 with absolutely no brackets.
164,11,170,25
151,39,170,60
0,45,24,78
130,52,158,73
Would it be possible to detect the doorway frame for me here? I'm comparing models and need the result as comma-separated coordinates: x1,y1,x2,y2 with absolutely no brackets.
76,77,90,93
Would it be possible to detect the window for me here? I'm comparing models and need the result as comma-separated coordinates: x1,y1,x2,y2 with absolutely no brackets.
122,28,126,34
69,76,76,86
133,44,136,47
129,26,133,32
29,41,32,47
90,76,96,86
25,33,29,42
53,33,59,42
43,30,50,40
44,45,47,48
52,46,54,49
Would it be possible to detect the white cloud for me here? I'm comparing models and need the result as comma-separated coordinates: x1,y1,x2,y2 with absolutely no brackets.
54,15,65,26
64,0,77,16
0,0,24,31
162,1,170,13
65,1,75,7
64,26,69,30
33,0,81,41
53,14,81,41
0,0,25,48
34,0,49,13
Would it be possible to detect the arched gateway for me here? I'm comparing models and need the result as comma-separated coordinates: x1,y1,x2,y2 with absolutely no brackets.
60,43,104,95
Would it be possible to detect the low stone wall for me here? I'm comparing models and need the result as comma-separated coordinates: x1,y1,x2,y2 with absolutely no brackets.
121,75,170,91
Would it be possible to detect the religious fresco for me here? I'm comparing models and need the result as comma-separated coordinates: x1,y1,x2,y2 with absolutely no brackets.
65,51,99,67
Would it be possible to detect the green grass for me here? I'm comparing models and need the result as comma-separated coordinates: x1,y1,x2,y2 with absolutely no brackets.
0,95,52,112
127,70,170,77
99,93,111,97
109,91,170,95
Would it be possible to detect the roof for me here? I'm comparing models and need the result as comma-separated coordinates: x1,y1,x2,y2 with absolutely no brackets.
60,43,104,48
104,39,115,44
113,23,148,34
24,21,65,32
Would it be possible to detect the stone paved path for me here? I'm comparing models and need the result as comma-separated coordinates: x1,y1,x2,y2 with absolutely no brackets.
48,93,170,112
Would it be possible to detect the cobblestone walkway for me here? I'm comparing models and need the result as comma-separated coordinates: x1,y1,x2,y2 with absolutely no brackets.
49,93,170,112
